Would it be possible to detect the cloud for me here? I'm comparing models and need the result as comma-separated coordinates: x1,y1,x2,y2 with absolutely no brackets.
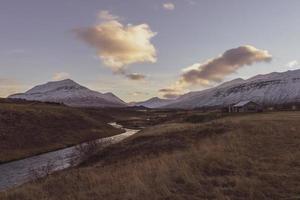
159,88,178,93
130,91,149,96
159,87,182,99
0,78,24,97
52,72,70,81
163,2,175,10
97,10,119,21
74,10,157,74
180,45,272,86
160,45,272,98
163,93,179,99
126,73,146,81
286,60,299,68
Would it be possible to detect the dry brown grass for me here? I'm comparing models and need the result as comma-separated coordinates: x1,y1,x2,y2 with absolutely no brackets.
2,112,300,199
0,102,122,163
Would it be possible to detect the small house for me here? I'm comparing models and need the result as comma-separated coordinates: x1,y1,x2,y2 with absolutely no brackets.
231,100,260,113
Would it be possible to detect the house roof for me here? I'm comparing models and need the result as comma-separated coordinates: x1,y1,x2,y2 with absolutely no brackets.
233,100,253,107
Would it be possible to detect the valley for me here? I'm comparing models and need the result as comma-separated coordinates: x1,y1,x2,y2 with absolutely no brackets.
2,70,300,199
0,98,224,163
1,111,300,199
2,2,300,199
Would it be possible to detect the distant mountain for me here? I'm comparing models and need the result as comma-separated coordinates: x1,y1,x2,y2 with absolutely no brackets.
8,79,127,107
8,69,300,109
132,97,173,108
160,69,300,109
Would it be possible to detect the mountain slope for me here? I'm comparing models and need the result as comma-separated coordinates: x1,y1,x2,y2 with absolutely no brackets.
133,97,173,108
8,79,127,107
163,69,300,109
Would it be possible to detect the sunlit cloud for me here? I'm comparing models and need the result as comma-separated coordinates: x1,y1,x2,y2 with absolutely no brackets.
286,60,299,68
97,10,119,21
160,45,272,98
52,72,71,81
163,2,175,10
74,10,157,76
180,45,272,86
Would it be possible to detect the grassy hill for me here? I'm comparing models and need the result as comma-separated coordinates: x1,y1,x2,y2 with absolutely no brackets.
0,100,123,163
2,111,300,199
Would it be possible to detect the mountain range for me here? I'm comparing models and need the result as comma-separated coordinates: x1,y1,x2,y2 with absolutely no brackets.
135,69,300,108
8,69,300,109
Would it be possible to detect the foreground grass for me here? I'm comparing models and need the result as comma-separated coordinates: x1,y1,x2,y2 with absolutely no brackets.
2,112,300,199
0,102,122,163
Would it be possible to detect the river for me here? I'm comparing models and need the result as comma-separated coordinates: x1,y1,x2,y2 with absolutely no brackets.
0,122,139,191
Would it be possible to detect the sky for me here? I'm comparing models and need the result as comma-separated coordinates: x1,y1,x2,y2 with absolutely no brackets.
1,0,300,102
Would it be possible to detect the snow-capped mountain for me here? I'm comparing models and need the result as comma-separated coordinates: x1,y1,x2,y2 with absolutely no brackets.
132,97,173,108
161,69,300,109
8,69,300,109
8,79,127,107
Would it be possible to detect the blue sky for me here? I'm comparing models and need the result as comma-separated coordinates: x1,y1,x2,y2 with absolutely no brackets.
0,0,300,101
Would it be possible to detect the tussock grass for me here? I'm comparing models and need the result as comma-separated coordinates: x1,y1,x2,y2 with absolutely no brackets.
2,112,300,199
0,103,122,163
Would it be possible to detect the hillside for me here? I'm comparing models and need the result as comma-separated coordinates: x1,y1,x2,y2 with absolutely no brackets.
156,69,300,109
0,100,123,163
2,112,300,199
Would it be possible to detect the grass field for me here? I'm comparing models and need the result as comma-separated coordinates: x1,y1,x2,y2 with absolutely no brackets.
0,101,123,163
2,111,300,199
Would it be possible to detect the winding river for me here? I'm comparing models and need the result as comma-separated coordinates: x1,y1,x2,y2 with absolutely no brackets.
0,122,139,191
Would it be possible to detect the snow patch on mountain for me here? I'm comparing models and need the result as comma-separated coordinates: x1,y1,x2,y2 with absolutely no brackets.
133,97,173,108
162,69,300,109
8,79,126,107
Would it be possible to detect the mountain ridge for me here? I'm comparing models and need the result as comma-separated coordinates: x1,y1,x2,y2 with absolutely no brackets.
161,69,300,109
8,69,300,109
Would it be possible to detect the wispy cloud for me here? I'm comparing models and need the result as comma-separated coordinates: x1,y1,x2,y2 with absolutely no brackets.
163,2,175,10
52,72,71,81
286,60,299,68
126,73,146,81
160,45,272,98
74,10,157,79
159,88,178,93
97,10,119,21
159,83,184,99
129,91,149,96
162,93,179,99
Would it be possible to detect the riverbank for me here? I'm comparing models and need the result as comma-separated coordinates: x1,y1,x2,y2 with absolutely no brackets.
2,112,300,199
0,122,139,191
0,102,123,163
